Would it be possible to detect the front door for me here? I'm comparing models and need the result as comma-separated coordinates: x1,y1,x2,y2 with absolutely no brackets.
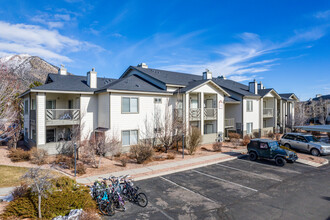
205,124,213,134
206,99,213,108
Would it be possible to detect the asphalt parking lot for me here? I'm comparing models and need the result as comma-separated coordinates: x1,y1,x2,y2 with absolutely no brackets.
108,155,330,220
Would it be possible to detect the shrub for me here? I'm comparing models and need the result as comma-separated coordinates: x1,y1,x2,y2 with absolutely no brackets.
267,132,275,140
228,132,241,140
242,135,251,146
275,133,282,141
231,138,240,149
11,184,29,200
212,142,223,152
130,143,154,164
186,127,201,155
119,156,128,167
30,148,48,165
8,149,30,162
2,176,97,220
253,131,260,138
166,153,175,160
54,155,75,169
76,163,86,175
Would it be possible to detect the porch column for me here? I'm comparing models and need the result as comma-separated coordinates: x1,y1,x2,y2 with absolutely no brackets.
200,92,204,135
291,102,295,128
279,99,283,132
36,93,46,145
283,102,286,132
185,93,190,133
260,97,263,135
274,98,277,133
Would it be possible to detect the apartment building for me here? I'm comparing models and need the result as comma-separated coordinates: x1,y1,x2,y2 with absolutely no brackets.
20,63,298,154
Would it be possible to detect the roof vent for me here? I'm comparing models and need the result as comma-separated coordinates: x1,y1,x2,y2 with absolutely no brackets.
137,63,148,68
136,84,140,87
218,75,226,80
58,64,67,75
316,94,322,98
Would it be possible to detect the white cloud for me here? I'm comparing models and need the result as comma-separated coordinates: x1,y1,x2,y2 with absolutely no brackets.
158,26,328,81
315,10,330,19
0,21,103,63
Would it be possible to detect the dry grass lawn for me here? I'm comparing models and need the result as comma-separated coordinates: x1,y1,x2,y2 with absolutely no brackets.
0,165,29,187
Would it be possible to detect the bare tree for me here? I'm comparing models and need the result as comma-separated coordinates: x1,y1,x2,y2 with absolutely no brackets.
157,101,174,153
0,71,22,148
22,167,53,219
294,102,309,126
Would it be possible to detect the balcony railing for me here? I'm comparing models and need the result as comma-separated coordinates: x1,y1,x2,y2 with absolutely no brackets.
263,108,274,117
189,108,201,121
225,118,235,128
204,108,217,120
46,109,80,125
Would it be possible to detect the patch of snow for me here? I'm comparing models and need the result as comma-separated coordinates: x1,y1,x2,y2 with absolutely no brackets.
52,209,83,220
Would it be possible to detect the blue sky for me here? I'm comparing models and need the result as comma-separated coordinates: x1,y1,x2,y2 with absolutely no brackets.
0,0,329,100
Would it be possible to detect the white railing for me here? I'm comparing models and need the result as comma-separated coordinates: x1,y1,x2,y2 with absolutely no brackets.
189,108,201,121
204,108,217,120
225,118,235,128
263,108,273,117
46,109,80,121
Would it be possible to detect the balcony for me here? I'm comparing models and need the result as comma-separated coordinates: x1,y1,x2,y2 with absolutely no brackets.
189,108,201,121
263,108,274,118
204,108,217,120
225,118,235,128
46,109,80,126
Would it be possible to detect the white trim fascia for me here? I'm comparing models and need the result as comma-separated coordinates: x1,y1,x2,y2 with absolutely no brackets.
186,80,231,96
225,101,241,104
30,89,94,94
243,95,261,99
166,84,185,88
106,89,173,96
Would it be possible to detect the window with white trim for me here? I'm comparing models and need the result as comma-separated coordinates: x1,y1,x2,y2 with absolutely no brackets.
122,97,138,113
24,100,28,115
122,130,138,146
246,123,253,134
31,99,36,110
246,100,253,112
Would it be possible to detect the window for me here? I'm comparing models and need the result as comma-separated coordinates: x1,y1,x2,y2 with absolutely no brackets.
122,130,138,146
296,136,307,143
260,142,268,149
246,100,253,112
284,134,295,140
68,100,73,109
190,99,198,109
31,99,36,110
24,100,28,115
246,122,253,134
122,97,138,113
154,98,162,103
46,129,56,143
46,100,56,109
31,129,36,141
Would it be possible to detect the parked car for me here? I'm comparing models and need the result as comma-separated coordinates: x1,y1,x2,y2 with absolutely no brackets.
247,139,298,166
279,133,330,156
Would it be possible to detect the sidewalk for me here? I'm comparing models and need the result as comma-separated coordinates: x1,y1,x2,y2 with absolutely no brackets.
77,152,240,184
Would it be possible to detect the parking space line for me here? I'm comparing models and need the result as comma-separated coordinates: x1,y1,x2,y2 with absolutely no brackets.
159,176,218,204
214,163,282,182
149,201,175,220
191,170,258,192
237,159,301,174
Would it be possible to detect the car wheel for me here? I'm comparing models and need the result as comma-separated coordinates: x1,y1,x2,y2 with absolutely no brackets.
284,143,291,149
249,151,257,161
275,157,286,166
310,148,320,157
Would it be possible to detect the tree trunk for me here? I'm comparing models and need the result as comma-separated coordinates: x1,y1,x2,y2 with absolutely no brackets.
98,156,102,168
38,194,42,219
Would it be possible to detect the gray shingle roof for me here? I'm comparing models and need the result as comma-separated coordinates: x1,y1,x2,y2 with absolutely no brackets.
101,75,170,93
258,88,273,97
33,73,116,92
130,66,259,97
176,80,208,93
131,66,202,86
224,96,240,103
279,93,294,99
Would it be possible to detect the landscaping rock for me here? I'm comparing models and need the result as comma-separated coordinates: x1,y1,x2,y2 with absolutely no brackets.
52,209,83,220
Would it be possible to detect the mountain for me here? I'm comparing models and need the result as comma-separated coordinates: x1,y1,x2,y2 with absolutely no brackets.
0,54,59,91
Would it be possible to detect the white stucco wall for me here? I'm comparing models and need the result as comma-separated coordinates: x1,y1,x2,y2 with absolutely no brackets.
243,98,260,134
98,93,110,129
80,94,98,140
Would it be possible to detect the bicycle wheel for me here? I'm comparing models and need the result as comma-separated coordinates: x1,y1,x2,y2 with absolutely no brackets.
136,193,148,207
99,201,115,216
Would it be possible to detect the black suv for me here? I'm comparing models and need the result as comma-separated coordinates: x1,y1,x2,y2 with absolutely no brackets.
247,139,298,166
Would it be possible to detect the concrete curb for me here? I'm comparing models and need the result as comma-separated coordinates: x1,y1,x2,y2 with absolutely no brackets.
77,152,241,184
296,158,329,167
